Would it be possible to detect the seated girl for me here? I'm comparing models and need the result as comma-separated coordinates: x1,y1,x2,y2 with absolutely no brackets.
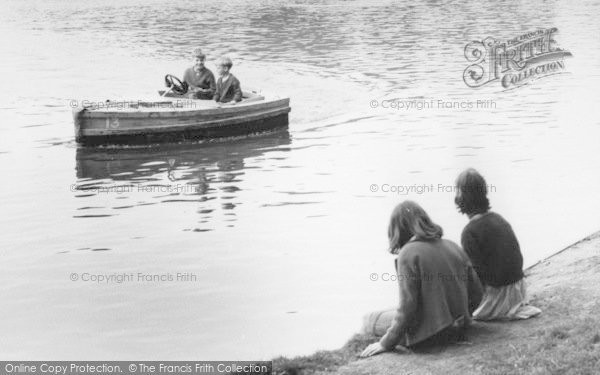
361,201,483,357
455,168,541,321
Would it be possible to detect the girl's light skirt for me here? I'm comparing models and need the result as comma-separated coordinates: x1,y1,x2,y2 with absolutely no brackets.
473,278,541,321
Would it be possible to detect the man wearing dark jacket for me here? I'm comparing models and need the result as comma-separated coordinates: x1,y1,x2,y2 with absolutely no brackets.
213,56,242,104
182,48,216,100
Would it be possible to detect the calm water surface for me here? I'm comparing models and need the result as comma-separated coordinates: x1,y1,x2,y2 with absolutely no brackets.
1,0,599,359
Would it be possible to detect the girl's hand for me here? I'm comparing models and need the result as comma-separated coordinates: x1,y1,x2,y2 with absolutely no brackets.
360,342,387,358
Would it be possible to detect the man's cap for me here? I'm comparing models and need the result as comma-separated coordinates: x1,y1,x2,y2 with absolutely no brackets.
192,48,206,59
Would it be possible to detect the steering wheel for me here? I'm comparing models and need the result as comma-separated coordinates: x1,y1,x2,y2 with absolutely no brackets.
164,74,188,95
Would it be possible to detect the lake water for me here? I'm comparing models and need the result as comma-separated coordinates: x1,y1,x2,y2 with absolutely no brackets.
1,0,599,360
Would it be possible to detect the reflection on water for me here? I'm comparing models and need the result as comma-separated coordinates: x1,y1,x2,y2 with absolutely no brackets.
74,131,291,228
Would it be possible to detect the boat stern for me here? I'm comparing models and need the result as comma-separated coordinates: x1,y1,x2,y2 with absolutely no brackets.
72,106,86,143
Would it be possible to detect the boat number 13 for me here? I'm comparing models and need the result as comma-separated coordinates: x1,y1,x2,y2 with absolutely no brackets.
106,117,120,129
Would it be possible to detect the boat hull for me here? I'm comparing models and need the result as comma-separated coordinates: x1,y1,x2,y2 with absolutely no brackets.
73,96,290,146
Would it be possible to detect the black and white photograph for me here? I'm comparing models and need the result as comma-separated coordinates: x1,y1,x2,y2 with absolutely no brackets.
1,0,599,374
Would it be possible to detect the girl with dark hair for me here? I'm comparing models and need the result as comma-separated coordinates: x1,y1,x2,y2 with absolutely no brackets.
360,201,483,357
455,168,541,321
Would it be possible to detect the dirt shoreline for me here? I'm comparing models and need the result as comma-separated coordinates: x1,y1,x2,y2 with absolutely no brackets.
273,230,600,375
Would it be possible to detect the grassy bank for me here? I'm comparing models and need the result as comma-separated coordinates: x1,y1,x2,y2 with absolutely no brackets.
273,231,600,375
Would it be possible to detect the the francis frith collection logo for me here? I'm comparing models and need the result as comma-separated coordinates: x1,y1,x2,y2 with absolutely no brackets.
463,27,572,89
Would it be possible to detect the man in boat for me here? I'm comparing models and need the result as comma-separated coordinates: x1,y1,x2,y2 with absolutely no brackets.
182,48,216,100
213,56,243,104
